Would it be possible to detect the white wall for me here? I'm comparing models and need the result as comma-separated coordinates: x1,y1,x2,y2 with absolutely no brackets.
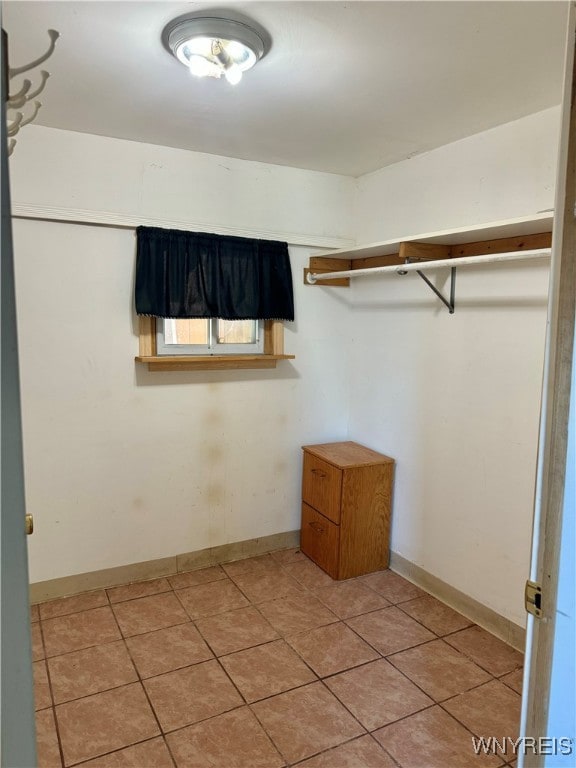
12,107,561,628
355,107,559,242
349,107,561,626
10,127,355,583
11,126,355,247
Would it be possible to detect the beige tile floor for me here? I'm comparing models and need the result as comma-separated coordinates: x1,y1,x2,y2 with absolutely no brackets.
32,550,524,767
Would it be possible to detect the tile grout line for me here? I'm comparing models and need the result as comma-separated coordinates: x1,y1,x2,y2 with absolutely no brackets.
39,616,521,703
109,577,285,764
40,644,512,763
273,615,385,683
191,628,281,664
42,614,318,704
434,675,523,765
108,583,173,605
37,618,66,768
342,612,440,666
37,559,522,652
379,589,525,669
224,653,321,707
226,566,308,604
104,588,179,768
435,695,517,765
218,566,380,759
33,555,521,767
286,733,402,768
352,574,427,605
35,565,231,615
337,627,518,732
33,555,523,650
40,604,125,662
179,565,369,765
440,638,524,678
319,666,438,737
43,587,209,710
68,736,173,768
227,697,288,768
384,637,496,680
182,611,260,711
188,588,334,730
336,589,524,697
245,696,294,766
296,591,521,757
497,670,523,695
361,732,405,768
393,594,475,634
35,557,303,765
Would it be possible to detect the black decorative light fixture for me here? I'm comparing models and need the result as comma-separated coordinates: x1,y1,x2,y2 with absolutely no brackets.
162,13,270,85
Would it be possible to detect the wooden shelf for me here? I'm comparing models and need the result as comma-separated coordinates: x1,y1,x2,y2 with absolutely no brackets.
303,212,554,287
135,354,295,371
313,212,554,262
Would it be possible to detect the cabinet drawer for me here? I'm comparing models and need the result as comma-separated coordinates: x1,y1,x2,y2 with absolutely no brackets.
302,452,342,523
300,503,339,578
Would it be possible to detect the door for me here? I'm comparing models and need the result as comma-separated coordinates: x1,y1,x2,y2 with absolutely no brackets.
520,3,576,766
1,24,37,768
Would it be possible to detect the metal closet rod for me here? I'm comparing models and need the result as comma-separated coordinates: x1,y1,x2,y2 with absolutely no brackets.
306,248,552,284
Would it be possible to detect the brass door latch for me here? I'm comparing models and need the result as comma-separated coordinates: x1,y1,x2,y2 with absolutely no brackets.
25,514,34,535
525,580,542,618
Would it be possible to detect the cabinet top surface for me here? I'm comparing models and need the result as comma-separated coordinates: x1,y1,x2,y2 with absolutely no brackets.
302,441,394,468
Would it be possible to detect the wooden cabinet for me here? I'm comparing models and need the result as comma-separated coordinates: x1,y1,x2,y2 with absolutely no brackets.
300,441,395,580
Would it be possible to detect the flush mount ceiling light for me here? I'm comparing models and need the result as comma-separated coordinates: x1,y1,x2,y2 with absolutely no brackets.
163,14,269,85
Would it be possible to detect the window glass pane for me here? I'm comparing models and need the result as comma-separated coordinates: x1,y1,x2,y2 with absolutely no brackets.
165,319,209,345
216,320,257,345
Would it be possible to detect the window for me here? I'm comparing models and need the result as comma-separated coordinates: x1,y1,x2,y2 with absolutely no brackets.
157,318,264,356
137,317,292,371
134,226,295,371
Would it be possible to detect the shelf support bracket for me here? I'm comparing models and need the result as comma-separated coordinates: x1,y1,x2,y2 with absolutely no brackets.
415,266,456,314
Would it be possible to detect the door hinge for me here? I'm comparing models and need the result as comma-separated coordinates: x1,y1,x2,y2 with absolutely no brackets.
525,579,542,618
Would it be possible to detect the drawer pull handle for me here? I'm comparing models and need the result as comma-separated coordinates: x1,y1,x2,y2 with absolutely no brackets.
311,469,327,478
309,521,324,533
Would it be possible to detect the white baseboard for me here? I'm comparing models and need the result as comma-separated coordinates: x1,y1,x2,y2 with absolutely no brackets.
390,551,525,651
30,533,525,653
30,530,300,604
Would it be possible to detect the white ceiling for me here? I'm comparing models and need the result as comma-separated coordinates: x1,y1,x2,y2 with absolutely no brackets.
3,1,568,176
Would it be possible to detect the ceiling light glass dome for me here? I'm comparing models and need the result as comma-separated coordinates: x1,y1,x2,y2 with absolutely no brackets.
163,15,269,85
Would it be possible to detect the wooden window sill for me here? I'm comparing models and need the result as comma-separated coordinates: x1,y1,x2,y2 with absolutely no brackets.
135,354,295,371
138,318,291,371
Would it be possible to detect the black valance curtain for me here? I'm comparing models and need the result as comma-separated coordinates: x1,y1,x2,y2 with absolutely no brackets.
135,227,294,321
